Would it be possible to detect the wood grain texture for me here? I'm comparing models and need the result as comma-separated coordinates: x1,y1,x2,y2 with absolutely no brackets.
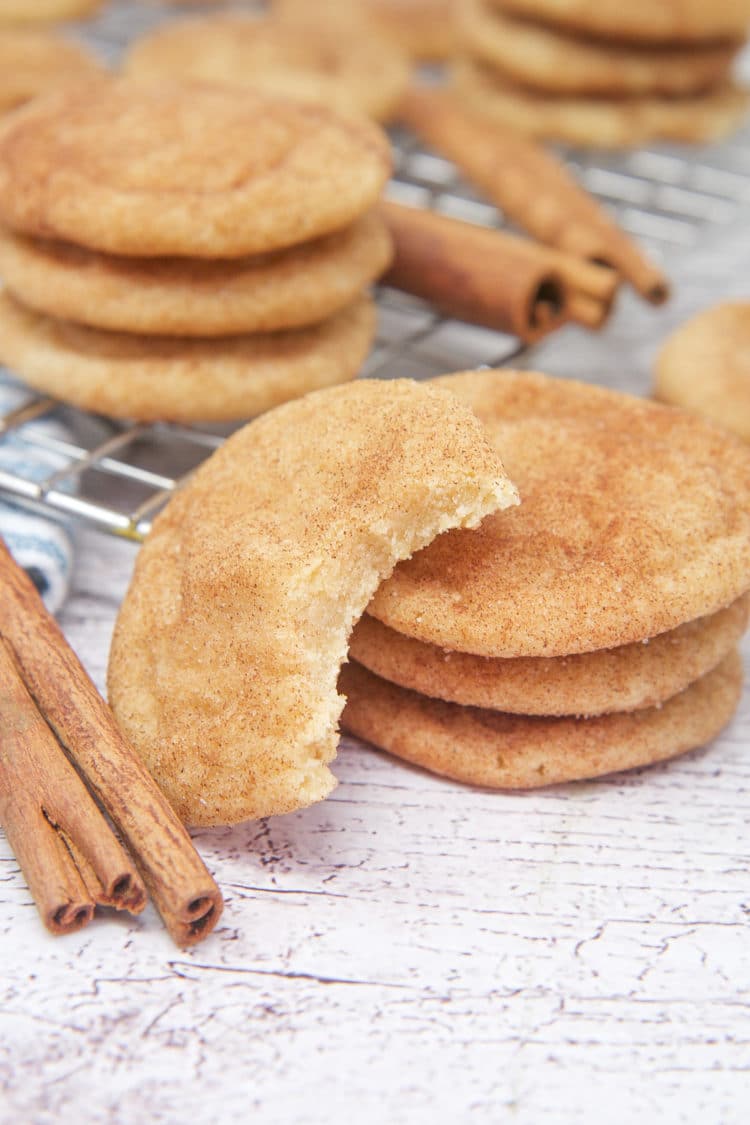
1,18,749,1115
0,510,748,1123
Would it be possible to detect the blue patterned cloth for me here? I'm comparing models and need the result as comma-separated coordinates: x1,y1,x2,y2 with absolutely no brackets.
0,382,73,614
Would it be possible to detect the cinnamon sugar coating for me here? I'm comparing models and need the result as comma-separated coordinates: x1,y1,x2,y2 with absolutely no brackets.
108,379,519,825
0,79,392,257
369,370,750,657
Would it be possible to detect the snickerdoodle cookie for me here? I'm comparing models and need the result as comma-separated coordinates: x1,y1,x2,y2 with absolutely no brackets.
0,291,377,423
0,0,101,22
108,379,519,825
340,652,744,788
0,29,105,114
125,14,410,123
458,0,739,96
369,370,750,658
655,302,750,443
486,0,750,43
453,58,748,146
0,212,392,336
349,595,749,716
0,79,392,257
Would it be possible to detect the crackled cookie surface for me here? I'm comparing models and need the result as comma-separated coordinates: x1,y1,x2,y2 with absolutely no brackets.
369,370,750,657
0,79,391,256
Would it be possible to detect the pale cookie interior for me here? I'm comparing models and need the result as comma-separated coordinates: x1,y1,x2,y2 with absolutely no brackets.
108,379,519,826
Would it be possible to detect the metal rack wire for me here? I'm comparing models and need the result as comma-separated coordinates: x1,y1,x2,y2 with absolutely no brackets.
1,0,750,541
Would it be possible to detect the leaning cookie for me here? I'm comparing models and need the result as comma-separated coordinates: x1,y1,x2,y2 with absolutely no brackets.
0,213,392,336
340,653,744,789
453,59,749,147
108,379,519,825
349,595,749,716
0,290,377,422
458,0,740,97
0,79,392,257
655,302,750,444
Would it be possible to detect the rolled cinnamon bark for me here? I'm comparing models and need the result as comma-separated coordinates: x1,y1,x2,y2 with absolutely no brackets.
0,637,146,935
398,86,669,305
380,199,567,340
0,537,223,946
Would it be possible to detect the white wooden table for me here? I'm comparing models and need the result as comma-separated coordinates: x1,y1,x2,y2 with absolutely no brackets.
2,1,750,1112
2,224,750,1124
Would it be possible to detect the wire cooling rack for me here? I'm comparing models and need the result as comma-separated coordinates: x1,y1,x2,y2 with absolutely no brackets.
1,0,750,541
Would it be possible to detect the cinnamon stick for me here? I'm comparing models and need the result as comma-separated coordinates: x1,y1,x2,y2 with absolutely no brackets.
567,292,610,330
0,537,223,946
398,85,670,305
0,637,146,935
380,199,568,341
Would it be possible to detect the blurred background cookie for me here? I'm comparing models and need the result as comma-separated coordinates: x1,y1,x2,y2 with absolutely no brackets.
655,301,750,443
0,28,105,116
0,0,101,24
453,0,750,144
458,0,740,96
126,13,410,123
485,0,750,43
275,0,457,61
453,58,749,146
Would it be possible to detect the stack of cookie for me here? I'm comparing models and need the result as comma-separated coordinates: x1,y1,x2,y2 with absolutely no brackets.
342,370,750,788
453,0,750,146
0,79,392,423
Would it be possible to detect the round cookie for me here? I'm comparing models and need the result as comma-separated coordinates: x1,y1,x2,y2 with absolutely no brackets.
655,302,750,444
275,0,456,61
0,212,392,336
0,29,105,114
453,59,749,147
0,79,392,258
369,369,750,658
487,0,750,44
368,1,457,61
458,0,739,97
349,595,749,715
125,15,410,123
0,291,377,423
339,651,744,789
0,0,101,22
107,379,519,826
